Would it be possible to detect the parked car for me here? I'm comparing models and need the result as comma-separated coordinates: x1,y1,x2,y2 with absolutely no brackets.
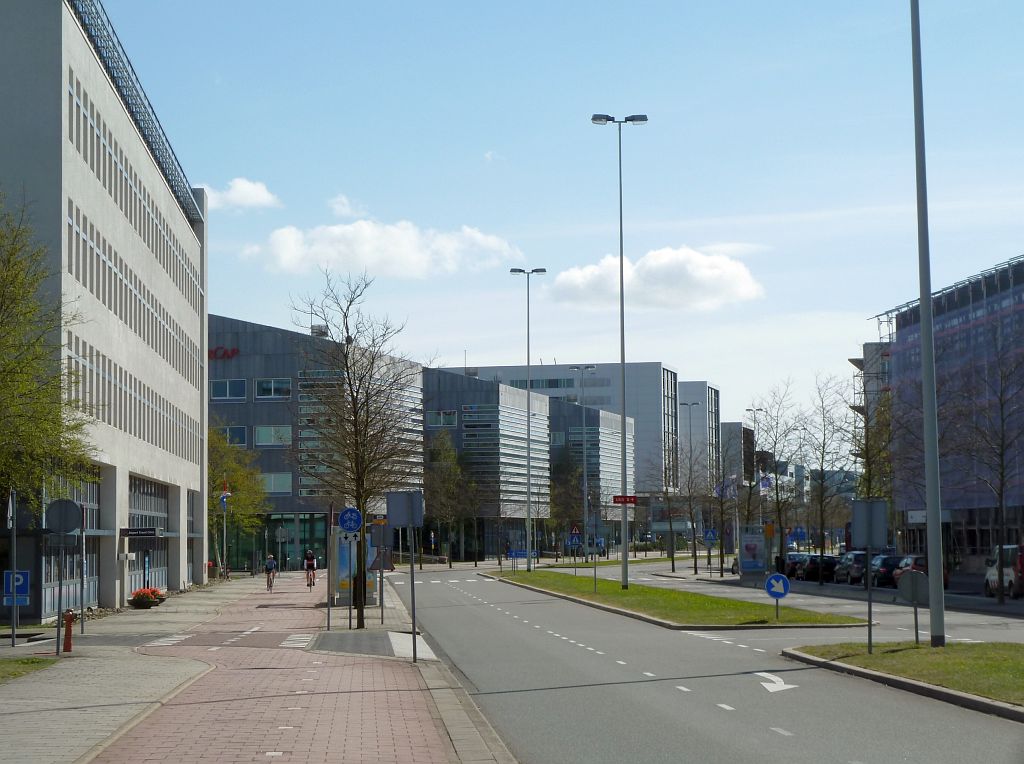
796,554,838,582
984,544,1022,598
867,554,903,588
893,554,949,589
784,552,810,578
834,551,867,585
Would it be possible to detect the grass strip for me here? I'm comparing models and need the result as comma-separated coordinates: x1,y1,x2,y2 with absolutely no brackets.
797,641,1024,706
0,657,57,685
497,570,861,626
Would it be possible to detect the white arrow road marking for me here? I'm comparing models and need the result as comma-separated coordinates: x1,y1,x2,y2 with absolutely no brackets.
770,728,794,737
754,672,798,692
717,704,735,711
675,686,691,693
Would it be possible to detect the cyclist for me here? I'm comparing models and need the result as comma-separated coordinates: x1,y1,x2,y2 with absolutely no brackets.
264,554,277,591
304,549,317,587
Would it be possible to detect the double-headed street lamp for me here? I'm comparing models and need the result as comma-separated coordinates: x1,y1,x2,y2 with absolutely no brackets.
592,112,647,589
680,401,701,574
511,267,546,571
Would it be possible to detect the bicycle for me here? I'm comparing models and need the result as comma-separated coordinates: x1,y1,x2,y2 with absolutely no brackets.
266,570,276,592
305,567,315,589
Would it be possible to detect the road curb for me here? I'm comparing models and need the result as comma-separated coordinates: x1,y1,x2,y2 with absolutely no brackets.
781,647,1024,723
483,574,866,630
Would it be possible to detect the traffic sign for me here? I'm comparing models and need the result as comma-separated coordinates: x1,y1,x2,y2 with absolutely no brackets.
4,570,29,597
569,532,582,547
46,499,81,533
765,573,790,599
508,549,537,559
338,507,362,533
704,528,718,545
613,495,637,505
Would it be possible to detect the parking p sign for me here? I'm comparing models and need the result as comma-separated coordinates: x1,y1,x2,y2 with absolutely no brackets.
3,570,30,606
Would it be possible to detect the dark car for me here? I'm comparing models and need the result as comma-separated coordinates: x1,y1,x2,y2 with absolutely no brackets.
796,554,838,582
868,555,904,588
834,551,867,584
784,552,809,578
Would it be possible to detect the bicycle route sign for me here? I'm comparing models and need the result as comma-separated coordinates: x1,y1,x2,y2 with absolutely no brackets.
338,507,362,534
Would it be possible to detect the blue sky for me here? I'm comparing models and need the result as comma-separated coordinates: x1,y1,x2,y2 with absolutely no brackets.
103,1,1024,421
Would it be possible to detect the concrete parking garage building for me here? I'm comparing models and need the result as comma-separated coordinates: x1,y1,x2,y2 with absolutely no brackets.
0,0,208,614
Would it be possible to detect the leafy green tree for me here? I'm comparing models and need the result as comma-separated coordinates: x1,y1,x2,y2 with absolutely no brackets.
0,197,93,513
207,424,269,572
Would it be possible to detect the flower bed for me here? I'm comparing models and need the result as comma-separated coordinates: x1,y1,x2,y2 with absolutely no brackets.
129,587,163,609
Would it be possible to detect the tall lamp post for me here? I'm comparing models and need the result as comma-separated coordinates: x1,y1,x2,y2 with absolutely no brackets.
570,365,596,562
592,112,647,590
680,401,701,574
511,267,546,572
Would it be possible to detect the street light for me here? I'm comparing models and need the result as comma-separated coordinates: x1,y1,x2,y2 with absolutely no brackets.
511,267,546,572
569,365,597,569
592,112,647,590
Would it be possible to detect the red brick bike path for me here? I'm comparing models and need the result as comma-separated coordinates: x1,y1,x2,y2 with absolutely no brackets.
91,573,456,763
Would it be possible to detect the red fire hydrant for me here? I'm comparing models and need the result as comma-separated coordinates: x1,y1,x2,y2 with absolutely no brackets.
63,610,75,653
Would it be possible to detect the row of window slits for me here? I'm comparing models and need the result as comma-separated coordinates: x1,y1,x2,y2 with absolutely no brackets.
68,331,202,466
67,67,202,316
67,199,201,391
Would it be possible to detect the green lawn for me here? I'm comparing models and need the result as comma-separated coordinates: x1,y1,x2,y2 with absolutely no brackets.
0,657,57,685
797,642,1024,706
543,556,675,569
497,570,861,626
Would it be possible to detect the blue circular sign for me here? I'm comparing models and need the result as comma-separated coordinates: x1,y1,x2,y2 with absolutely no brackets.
338,507,362,533
765,573,790,599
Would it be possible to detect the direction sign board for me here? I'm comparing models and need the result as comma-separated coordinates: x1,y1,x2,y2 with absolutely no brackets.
508,549,537,559
120,527,162,538
612,495,637,505
764,573,790,599
338,507,362,533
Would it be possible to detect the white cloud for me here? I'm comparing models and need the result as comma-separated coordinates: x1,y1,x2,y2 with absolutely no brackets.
202,178,281,210
551,245,764,311
239,244,262,261
328,194,366,218
265,220,520,277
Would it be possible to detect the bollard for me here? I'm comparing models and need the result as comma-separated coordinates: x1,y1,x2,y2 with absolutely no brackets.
63,610,75,653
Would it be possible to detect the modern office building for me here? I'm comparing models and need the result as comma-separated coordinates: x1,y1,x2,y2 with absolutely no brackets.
677,380,721,490
0,0,208,615
209,314,424,570
448,361,673,494
881,255,1024,565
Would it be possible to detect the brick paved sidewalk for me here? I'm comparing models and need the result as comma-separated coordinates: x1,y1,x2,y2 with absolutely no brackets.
0,567,514,764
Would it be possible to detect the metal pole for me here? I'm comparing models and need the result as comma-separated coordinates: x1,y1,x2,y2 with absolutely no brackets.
409,521,417,663
526,273,533,573
581,369,588,568
80,503,85,634
56,545,63,657
348,537,353,630
327,528,333,632
909,0,946,648
222,498,227,579
9,488,16,647
617,120,629,590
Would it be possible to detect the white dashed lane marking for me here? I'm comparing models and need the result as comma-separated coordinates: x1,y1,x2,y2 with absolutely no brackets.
280,634,314,649
146,634,193,647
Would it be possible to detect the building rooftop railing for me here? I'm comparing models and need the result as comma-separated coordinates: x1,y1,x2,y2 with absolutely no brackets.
68,0,203,226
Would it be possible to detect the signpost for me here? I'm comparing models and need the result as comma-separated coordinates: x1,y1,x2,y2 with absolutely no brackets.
897,569,929,645
387,491,424,663
852,498,888,654
7,488,16,647
46,499,81,656
764,572,790,621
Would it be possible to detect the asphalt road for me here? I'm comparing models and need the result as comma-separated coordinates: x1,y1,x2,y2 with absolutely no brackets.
391,568,1024,764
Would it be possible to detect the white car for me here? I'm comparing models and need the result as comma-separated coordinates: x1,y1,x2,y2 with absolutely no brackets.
984,544,1021,598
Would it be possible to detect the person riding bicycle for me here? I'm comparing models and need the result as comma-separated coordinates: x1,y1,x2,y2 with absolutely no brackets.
264,554,277,591
304,549,317,586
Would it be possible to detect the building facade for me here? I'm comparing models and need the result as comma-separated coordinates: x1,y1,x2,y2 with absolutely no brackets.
448,361,672,494
209,315,424,570
883,256,1024,565
0,0,208,614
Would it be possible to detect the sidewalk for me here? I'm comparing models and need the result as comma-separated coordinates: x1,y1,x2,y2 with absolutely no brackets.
0,569,514,764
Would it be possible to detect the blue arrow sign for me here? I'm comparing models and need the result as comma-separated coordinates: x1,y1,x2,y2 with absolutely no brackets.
765,573,790,599
338,507,362,533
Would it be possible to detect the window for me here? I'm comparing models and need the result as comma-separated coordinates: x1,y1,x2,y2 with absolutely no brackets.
256,378,291,399
217,426,246,446
254,425,292,447
261,472,292,494
426,410,457,427
550,431,565,446
210,379,246,400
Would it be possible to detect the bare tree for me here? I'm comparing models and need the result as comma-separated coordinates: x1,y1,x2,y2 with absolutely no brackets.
751,381,806,565
423,428,463,568
293,272,423,628
805,374,855,584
